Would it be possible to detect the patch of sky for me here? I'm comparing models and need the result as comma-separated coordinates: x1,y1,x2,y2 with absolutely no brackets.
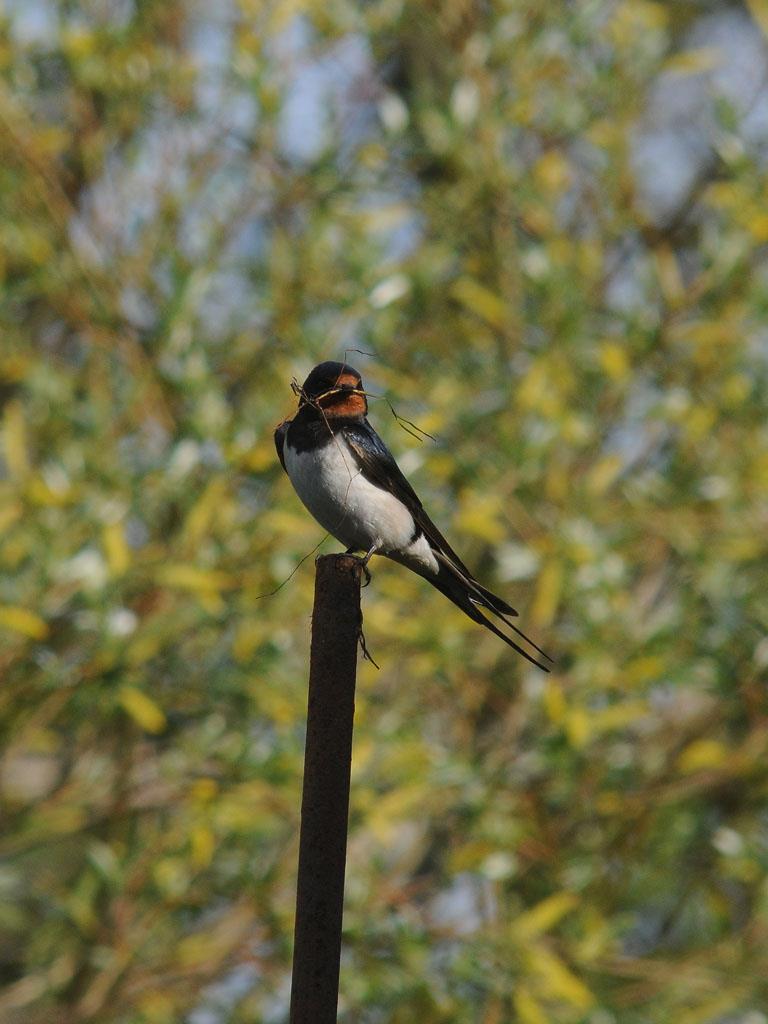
429,871,496,936
273,17,376,164
632,10,768,226
3,0,58,47
187,964,260,1024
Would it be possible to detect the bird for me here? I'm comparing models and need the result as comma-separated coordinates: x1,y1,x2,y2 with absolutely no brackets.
274,361,552,671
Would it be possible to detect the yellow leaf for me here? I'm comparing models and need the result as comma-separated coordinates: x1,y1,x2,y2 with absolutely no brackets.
0,500,22,533
565,707,591,749
654,243,684,304
119,686,166,734
684,406,716,440
66,889,98,932
266,0,311,32
525,943,595,1010
21,228,53,266
455,492,506,544
626,655,663,685
514,891,579,940
197,590,226,616
0,605,48,639
214,781,278,832
518,359,570,417
232,618,265,663
590,701,648,734
125,633,162,666
447,839,495,873
103,522,130,576
677,739,728,773
190,778,218,803
671,319,729,347
2,399,29,477
517,360,550,411
182,478,229,547
586,118,619,149
258,688,299,726
587,454,623,495
609,0,668,48
26,477,73,506
747,0,768,39
157,565,235,592
62,27,96,58
513,985,548,1024
543,679,566,725
531,560,562,627
0,354,28,383
368,784,428,843
748,211,768,241
450,276,507,330
598,341,629,380
242,440,278,472
35,126,70,159
136,992,177,1022
595,791,623,815
719,535,761,560
663,48,720,76
190,825,216,869
534,150,572,194
153,856,189,898
46,805,87,833
678,989,752,1024
722,372,751,407
705,180,739,211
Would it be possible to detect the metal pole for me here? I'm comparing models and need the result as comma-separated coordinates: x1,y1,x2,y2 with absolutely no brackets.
289,553,362,1024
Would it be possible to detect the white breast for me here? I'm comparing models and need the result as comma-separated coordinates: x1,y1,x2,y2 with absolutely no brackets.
284,433,418,555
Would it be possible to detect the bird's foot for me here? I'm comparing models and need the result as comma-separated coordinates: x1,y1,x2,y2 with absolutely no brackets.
344,545,377,587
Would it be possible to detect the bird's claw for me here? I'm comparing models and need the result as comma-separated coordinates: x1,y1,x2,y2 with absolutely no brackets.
345,547,374,587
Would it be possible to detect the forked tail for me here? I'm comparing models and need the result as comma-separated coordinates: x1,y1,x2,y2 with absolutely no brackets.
429,554,554,672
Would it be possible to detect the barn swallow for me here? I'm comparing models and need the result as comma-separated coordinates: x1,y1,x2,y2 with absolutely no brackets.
275,361,552,671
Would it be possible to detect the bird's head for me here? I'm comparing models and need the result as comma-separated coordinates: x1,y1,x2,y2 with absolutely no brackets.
295,361,368,418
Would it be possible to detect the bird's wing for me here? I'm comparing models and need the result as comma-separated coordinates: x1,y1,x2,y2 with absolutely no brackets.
342,420,475,579
344,419,554,664
274,419,290,472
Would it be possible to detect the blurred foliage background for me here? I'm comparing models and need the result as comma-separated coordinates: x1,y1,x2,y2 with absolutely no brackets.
1,1,768,1022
